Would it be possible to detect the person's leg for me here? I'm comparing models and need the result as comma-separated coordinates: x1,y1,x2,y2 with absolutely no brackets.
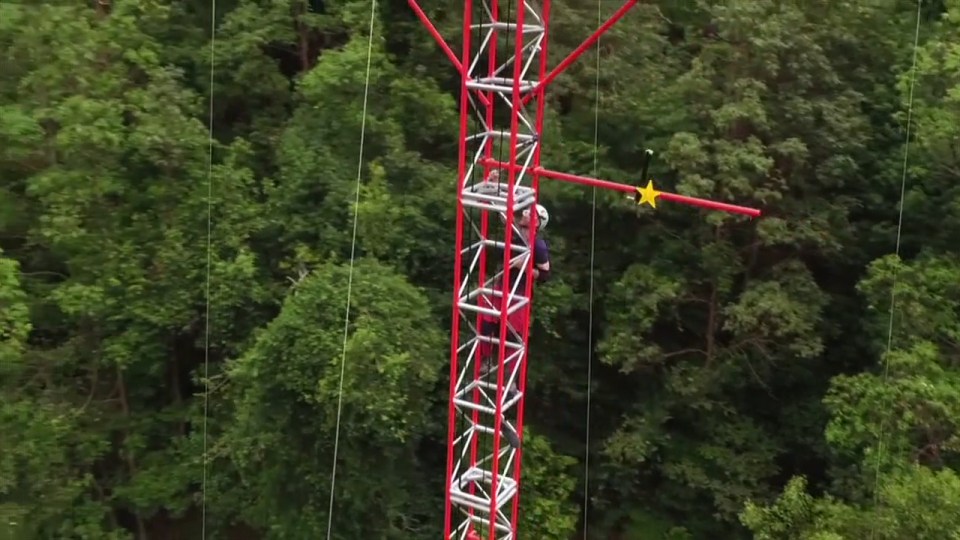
478,317,495,358
499,304,531,401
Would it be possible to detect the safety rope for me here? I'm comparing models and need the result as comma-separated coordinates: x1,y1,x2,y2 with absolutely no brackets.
200,0,217,534
582,0,602,536
326,0,378,537
871,1,923,533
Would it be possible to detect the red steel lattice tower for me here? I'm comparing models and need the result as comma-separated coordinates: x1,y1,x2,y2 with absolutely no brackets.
407,1,760,538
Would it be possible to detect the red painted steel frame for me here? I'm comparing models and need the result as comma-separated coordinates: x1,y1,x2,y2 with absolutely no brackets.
407,0,761,537
412,0,644,537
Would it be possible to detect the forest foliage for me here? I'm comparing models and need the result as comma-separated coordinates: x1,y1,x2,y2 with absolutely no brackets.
1,0,959,538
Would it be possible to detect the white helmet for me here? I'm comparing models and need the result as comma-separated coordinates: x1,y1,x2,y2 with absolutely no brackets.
523,204,548,230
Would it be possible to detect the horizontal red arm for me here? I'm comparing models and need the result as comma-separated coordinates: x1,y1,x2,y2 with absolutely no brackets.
479,159,763,218
657,191,762,217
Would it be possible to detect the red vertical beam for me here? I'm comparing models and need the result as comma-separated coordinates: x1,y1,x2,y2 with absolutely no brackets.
477,160,764,217
469,0,498,521
509,0,551,533
476,0,499,315
489,3,527,538
443,0,473,536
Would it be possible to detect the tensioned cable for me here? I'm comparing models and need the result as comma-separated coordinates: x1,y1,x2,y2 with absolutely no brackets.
871,0,922,532
326,1,378,537
201,0,217,535
582,0,602,536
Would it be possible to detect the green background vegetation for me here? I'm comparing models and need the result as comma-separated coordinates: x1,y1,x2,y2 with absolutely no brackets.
2,0,959,538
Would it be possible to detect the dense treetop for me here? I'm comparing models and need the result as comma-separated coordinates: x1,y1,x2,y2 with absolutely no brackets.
1,0,958,538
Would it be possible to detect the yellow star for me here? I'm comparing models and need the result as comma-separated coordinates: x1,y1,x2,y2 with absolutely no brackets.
636,180,661,208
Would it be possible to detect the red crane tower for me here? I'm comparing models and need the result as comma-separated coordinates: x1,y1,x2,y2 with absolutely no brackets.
407,0,761,538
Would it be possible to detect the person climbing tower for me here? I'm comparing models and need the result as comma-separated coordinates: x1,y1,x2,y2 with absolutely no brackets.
474,170,551,449
477,202,550,372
